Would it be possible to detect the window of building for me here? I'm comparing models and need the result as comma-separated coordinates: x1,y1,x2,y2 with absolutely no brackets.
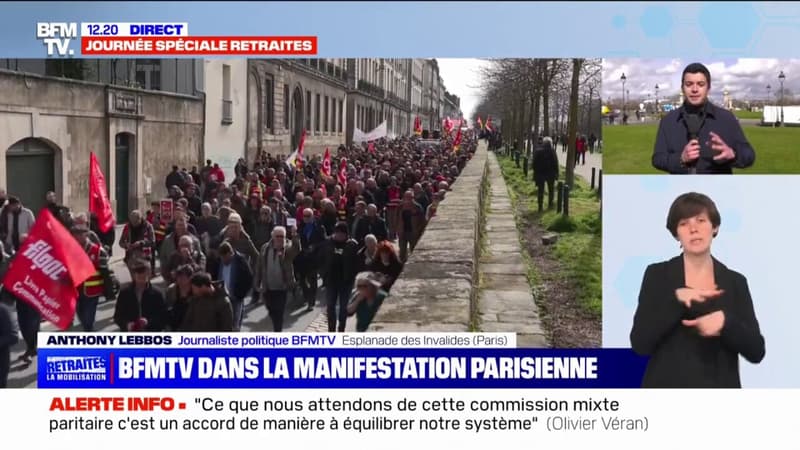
264,74,274,133
338,99,343,132
222,64,232,124
324,96,329,132
315,93,321,133
305,90,312,131
135,59,161,90
284,84,290,129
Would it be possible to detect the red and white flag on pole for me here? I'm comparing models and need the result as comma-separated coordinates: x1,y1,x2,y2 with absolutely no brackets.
2,208,96,330
89,152,115,233
337,157,348,188
321,147,332,177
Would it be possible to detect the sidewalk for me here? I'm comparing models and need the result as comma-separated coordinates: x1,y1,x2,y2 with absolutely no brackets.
557,149,602,183
476,152,548,347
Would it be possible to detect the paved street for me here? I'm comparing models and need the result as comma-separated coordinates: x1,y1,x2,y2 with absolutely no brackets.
557,148,602,183
6,225,338,388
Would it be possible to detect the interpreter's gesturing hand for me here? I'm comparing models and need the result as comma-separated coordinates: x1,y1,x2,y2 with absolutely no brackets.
681,139,701,165
675,287,724,308
709,132,735,161
682,310,725,337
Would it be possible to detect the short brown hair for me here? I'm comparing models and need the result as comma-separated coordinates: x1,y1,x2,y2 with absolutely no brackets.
666,192,721,238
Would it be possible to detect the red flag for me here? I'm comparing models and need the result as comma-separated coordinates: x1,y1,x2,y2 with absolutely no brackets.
321,147,331,177
337,157,347,188
414,116,422,135
89,152,115,233
477,116,483,130
368,142,375,154
453,127,462,152
486,116,493,132
2,209,95,330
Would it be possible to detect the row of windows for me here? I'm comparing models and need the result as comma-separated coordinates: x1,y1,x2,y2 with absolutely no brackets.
261,74,343,135
0,58,196,95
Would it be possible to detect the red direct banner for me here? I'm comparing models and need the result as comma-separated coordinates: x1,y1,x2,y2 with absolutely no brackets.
2,209,96,330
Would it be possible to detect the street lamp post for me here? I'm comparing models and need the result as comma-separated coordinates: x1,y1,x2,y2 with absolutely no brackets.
766,84,771,107
655,84,660,117
778,71,786,126
620,73,627,123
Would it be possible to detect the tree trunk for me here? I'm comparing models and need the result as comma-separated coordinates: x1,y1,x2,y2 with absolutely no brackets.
532,91,540,142
565,58,583,191
528,94,536,154
517,96,526,152
543,88,550,137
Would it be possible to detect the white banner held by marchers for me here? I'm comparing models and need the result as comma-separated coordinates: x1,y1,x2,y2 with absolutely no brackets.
352,121,388,143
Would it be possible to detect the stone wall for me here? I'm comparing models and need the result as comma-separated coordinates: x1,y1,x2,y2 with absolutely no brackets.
0,70,203,214
368,142,489,331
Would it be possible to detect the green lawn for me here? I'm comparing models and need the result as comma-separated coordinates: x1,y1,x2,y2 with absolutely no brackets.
603,123,800,173
498,157,601,317
734,110,763,120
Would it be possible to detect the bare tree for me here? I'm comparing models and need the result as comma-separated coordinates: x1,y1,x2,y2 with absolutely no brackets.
565,58,584,190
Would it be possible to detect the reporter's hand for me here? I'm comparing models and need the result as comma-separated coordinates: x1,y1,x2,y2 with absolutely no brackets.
709,132,735,161
682,310,725,337
675,287,724,308
681,139,701,165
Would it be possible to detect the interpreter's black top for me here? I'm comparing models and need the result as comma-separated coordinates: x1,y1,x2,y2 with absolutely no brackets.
630,255,765,388
652,102,756,174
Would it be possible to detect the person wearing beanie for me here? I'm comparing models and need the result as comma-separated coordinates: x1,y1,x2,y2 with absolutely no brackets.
113,259,169,332
321,221,360,332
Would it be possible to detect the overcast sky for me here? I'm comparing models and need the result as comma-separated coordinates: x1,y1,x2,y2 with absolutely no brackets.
602,58,800,104
437,58,489,119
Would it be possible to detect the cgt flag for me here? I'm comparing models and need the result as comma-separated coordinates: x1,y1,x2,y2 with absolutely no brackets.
2,209,95,330
321,147,332,177
89,152,114,233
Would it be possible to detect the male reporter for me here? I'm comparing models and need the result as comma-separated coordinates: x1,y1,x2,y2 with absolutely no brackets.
652,63,755,174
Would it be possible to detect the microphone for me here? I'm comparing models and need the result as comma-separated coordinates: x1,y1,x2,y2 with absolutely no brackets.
684,113,704,174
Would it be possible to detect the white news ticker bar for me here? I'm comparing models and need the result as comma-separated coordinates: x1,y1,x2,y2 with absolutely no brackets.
9,389,798,447
80,23,189,37
37,332,516,349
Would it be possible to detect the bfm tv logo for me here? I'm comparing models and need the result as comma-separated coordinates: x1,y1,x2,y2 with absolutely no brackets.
45,356,109,382
36,22,77,56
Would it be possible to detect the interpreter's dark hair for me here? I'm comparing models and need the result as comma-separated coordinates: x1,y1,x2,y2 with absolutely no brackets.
682,63,711,86
7,196,19,205
190,272,212,287
666,192,721,238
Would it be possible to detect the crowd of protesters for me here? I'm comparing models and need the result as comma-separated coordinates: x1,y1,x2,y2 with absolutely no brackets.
0,130,479,387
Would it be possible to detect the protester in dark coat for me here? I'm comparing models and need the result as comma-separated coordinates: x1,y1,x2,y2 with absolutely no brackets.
113,261,169,332
207,242,253,331
532,137,560,211
321,222,360,332
0,290,19,388
180,273,234,332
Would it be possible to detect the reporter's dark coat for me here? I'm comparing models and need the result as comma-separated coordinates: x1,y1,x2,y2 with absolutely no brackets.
630,255,765,388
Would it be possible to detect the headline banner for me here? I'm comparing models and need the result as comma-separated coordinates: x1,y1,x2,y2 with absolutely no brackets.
38,348,647,389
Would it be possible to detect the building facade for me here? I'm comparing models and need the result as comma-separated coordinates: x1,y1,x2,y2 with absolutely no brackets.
443,91,462,122
200,59,248,182
0,59,203,216
410,60,424,126
247,59,347,160
421,60,442,132
246,59,454,151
